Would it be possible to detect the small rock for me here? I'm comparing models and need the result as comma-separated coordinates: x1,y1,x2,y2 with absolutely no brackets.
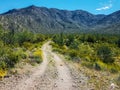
60,64,63,66
72,84,77,87
54,83,57,87
61,78,63,80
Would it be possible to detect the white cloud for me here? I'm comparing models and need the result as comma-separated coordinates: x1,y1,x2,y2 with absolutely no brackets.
96,0,113,11
96,4,112,11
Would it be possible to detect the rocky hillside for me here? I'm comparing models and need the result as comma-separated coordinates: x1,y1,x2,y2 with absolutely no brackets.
0,5,120,34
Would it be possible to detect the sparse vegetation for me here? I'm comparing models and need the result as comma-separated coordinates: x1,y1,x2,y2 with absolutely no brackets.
33,49,43,64
51,33,120,89
0,26,48,78
52,33,120,73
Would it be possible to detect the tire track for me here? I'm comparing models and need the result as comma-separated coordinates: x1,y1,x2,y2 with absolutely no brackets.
51,50,74,90
13,42,49,90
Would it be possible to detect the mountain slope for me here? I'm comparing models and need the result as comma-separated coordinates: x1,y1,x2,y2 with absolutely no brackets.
93,10,120,34
0,5,120,34
97,10,120,25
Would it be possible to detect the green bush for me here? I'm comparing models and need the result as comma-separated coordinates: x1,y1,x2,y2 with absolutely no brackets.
82,61,93,69
97,45,115,64
110,68,118,73
6,51,20,68
78,43,94,57
94,62,101,70
0,60,6,69
0,45,23,69
34,56,41,64
52,33,120,73
68,49,79,58
28,49,43,64
20,53,27,59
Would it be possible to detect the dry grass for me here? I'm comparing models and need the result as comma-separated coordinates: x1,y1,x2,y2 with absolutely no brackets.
69,61,120,90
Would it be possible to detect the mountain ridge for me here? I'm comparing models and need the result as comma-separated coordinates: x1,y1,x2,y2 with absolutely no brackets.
0,5,120,34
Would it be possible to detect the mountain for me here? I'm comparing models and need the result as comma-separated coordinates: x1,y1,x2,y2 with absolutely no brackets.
0,5,120,34
97,10,120,25
93,10,120,34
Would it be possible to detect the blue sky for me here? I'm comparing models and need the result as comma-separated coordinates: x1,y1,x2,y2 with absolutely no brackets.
0,0,120,14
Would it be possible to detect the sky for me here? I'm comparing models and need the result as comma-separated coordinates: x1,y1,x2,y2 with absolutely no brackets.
0,0,120,15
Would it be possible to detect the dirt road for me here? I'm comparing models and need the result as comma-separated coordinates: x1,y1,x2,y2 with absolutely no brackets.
0,42,89,90
14,42,49,90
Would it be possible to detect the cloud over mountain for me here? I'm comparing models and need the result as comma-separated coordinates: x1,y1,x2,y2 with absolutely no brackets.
96,0,113,11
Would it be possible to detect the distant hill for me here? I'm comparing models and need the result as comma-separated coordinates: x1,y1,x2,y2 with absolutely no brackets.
0,5,120,34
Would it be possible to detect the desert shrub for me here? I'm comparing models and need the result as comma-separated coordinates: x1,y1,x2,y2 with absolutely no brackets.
34,56,41,64
15,31,35,46
0,45,10,69
23,42,32,49
78,43,94,57
93,62,101,70
69,40,80,49
0,60,7,69
20,53,27,59
33,49,43,59
6,51,20,68
97,45,115,64
35,34,46,42
33,49,43,64
82,61,93,69
52,33,120,72
16,49,27,60
68,49,79,58
50,42,67,54
86,35,96,43
50,42,59,49
0,69,7,79
52,34,64,46
110,68,118,73
22,42,34,50
0,46,23,69
109,64,120,73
